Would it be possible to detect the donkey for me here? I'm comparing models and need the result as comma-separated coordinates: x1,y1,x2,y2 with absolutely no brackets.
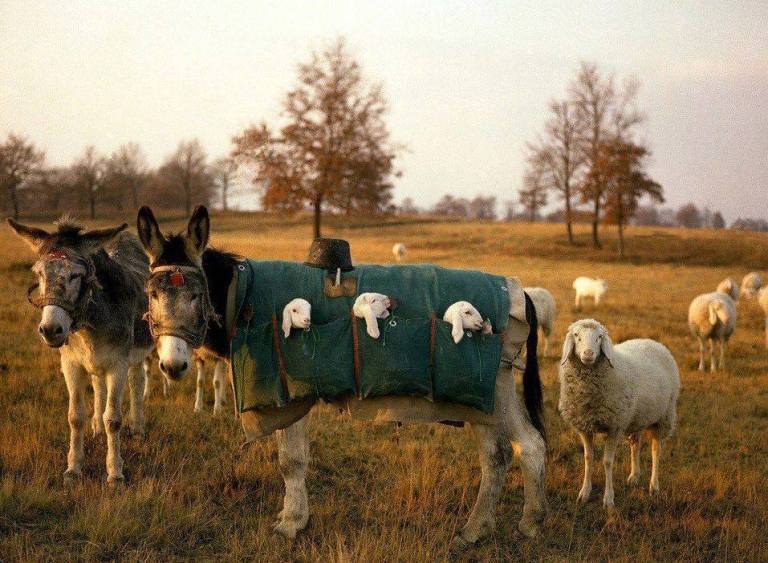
136,205,547,545
8,217,153,484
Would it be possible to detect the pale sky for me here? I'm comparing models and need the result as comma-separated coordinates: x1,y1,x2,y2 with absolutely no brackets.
1,1,767,221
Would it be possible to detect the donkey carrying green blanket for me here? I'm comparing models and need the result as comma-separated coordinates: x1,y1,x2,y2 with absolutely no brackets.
229,261,513,414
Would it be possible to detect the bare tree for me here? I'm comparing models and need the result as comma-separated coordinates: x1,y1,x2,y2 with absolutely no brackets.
519,158,548,222
105,143,148,209
0,133,45,219
432,194,469,217
676,203,702,228
160,140,212,214
232,38,399,238
468,195,497,220
211,157,238,211
73,146,106,219
712,211,726,230
398,197,420,215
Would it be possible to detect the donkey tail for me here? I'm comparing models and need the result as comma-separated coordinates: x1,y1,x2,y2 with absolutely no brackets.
522,291,546,443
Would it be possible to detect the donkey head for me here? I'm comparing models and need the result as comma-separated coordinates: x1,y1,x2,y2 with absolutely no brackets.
7,217,127,347
137,205,212,379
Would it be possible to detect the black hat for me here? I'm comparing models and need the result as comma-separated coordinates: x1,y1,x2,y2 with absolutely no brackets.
304,238,354,272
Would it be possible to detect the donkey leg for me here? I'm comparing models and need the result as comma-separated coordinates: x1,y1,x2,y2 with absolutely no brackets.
127,363,146,437
212,360,227,415
103,365,127,484
142,357,151,400
90,373,106,437
274,416,310,539
453,424,511,547
194,358,205,412
63,360,88,483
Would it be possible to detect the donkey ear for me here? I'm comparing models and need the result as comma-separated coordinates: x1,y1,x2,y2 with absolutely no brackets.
560,330,575,366
137,206,165,261
80,223,128,253
186,205,210,257
6,218,51,253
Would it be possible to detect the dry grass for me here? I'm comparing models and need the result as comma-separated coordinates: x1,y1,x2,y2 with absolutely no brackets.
1,214,767,561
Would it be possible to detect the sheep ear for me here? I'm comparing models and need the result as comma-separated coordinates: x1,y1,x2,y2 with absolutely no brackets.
451,308,464,343
600,333,615,367
708,302,719,326
362,304,380,339
281,304,292,339
560,331,575,365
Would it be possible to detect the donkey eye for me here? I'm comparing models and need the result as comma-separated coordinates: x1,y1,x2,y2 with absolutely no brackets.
68,274,80,282
150,290,158,300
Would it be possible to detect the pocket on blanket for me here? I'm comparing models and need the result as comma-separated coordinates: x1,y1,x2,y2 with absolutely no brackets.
432,322,502,414
357,317,432,399
231,320,288,412
281,317,356,400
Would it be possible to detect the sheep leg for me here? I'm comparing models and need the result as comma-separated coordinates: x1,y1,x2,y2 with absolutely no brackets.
104,365,127,484
602,433,619,510
697,337,705,372
719,340,727,371
63,360,88,483
127,363,146,437
577,431,594,503
541,326,551,357
274,416,310,539
648,428,661,494
626,433,641,486
194,357,205,412
212,360,227,415
574,294,581,311
91,373,106,436
709,339,716,372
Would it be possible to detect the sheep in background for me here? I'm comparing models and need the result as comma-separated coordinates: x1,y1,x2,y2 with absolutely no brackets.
688,292,737,372
443,301,485,343
573,276,608,310
740,272,763,299
558,319,680,510
716,278,740,301
392,243,407,262
353,292,391,338
523,287,557,357
282,298,312,338
759,288,768,349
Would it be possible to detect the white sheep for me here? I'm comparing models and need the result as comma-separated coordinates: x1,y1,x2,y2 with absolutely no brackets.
716,277,740,301
443,301,485,343
758,288,768,349
523,287,557,357
282,298,312,338
392,243,407,262
688,292,737,372
353,293,391,339
740,272,763,299
572,276,607,310
558,319,680,510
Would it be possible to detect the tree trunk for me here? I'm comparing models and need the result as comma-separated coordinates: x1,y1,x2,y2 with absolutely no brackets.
313,194,322,239
592,197,601,248
185,182,191,215
564,191,574,244
10,184,19,220
132,182,139,208
90,192,96,220
222,185,228,212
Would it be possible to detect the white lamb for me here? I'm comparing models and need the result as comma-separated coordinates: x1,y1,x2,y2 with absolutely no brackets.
558,319,680,510
758,288,768,349
392,243,406,262
572,276,608,310
523,287,557,357
282,298,312,338
353,293,391,339
443,301,485,343
740,272,763,299
716,278,740,301
688,292,737,372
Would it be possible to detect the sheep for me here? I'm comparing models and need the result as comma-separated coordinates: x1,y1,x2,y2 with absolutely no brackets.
572,276,607,310
392,242,407,262
740,272,763,299
353,293,391,338
558,319,680,511
443,301,486,343
716,278,740,301
282,298,312,338
523,287,557,357
688,292,737,372
758,288,768,349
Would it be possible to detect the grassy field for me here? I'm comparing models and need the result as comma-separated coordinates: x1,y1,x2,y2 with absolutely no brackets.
1,214,767,561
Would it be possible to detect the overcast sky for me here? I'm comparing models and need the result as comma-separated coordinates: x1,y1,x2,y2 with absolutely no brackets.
1,1,767,221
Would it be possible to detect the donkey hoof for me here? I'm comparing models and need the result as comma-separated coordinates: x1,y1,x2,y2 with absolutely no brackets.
127,424,145,439
449,533,472,552
518,517,540,538
626,474,641,487
107,474,125,487
63,469,81,485
273,518,303,539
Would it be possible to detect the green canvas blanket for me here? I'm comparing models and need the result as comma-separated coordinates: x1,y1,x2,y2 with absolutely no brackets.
229,260,510,414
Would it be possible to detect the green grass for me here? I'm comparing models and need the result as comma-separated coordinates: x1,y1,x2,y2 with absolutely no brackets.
0,215,767,561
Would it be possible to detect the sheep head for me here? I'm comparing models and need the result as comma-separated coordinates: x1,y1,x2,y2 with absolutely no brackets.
561,319,614,368
443,301,484,343
353,293,391,339
282,298,312,338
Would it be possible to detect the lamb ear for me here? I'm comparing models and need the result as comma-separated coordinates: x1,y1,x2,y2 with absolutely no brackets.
281,304,293,339
600,332,615,367
451,307,464,344
362,304,380,339
6,218,51,253
560,331,575,365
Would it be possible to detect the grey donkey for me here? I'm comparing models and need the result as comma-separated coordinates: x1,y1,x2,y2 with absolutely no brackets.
8,217,154,484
